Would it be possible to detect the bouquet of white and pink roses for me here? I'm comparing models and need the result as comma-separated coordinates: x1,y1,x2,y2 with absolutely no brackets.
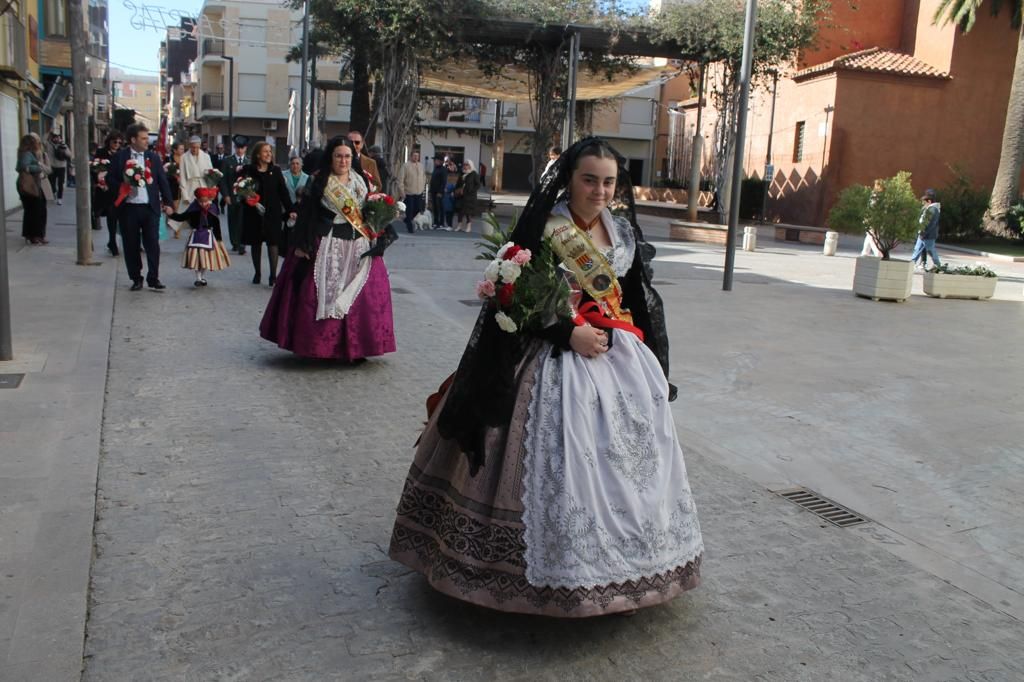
475,218,569,334
233,176,264,215
90,158,111,190
114,158,153,206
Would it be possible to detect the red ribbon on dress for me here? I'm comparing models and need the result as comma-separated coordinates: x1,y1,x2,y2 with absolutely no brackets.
573,301,644,342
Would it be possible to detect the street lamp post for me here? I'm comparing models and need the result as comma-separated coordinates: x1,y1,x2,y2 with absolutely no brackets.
722,0,758,292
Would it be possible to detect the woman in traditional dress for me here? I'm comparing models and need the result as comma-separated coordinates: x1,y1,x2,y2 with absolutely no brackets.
242,142,295,285
389,138,703,617
259,136,397,362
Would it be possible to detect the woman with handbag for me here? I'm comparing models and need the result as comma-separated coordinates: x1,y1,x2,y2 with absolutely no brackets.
16,133,50,245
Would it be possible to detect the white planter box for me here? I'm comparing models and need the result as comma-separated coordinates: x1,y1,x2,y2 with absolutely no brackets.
923,272,997,300
853,256,913,302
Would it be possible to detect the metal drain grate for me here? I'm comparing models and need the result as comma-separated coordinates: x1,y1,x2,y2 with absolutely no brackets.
0,374,25,389
776,488,868,527
391,287,412,294
651,280,676,286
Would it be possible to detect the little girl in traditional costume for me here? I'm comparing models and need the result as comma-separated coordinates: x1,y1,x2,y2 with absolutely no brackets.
168,186,231,287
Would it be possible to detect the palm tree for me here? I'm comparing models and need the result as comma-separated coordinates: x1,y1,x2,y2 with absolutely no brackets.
935,0,1024,237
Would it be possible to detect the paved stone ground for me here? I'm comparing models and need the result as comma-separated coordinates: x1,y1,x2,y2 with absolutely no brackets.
83,227,1024,681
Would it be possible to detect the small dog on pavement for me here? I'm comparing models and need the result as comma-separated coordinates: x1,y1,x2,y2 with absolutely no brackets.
412,210,432,231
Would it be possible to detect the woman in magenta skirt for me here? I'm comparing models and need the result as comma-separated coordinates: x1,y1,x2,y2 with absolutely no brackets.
259,136,396,362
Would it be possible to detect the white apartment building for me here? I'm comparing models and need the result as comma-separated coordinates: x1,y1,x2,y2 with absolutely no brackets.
192,0,351,162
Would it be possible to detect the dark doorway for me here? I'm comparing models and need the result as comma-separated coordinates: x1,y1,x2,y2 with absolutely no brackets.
628,159,644,188
502,153,533,192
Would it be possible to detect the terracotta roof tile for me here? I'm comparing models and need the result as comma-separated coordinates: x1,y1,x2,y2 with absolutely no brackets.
795,47,950,80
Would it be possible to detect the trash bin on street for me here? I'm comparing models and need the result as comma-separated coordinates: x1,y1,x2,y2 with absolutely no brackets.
823,230,839,256
742,226,757,252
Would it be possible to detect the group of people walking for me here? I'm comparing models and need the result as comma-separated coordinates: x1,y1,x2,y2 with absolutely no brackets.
22,124,706,619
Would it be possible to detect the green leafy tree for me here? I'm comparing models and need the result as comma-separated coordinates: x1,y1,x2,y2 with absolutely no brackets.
294,0,460,196
935,0,1024,237
653,0,830,221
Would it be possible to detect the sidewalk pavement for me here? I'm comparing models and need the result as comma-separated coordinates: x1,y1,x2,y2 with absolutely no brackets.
0,189,117,679
3,197,1024,680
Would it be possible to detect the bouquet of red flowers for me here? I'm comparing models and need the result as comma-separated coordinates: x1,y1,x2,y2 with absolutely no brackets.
203,168,223,188
114,158,153,206
362,192,405,237
233,176,264,215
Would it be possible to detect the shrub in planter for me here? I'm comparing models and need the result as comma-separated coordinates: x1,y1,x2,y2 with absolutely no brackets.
923,264,998,300
829,171,922,259
830,172,922,301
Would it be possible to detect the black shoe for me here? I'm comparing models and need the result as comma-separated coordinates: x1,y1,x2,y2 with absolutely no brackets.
268,275,276,287
148,280,166,291
199,279,208,287
194,279,203,287
130,280,143,291
108,244,119,257
252,274,261,284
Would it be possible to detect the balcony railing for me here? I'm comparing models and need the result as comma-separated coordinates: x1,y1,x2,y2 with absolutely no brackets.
201,92,224,110
203,38,225,56
0,14,28,80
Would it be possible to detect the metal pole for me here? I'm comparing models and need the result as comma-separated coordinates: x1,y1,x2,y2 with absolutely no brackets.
225,55,234,145
69,0,93,265
723,0,758,292
0,122,11,360
687,64,705,222
309,50,317,149
564,30,579,146
761,70,778,222
298,0,310,152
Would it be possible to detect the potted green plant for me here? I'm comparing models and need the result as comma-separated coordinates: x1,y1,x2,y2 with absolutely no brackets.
829,171,922,302
923,264,998,300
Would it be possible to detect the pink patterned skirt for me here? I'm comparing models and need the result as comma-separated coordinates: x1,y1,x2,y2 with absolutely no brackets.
259,241,396,360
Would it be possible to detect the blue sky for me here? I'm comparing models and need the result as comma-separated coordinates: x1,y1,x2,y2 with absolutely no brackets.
108,0,651,76
108,0,205,75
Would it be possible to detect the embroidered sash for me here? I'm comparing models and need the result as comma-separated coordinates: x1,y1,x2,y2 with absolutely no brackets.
322,175,374,240
545,216,634,325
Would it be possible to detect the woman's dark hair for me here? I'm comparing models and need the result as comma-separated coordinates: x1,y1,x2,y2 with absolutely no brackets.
307,136,365,200
250,141,273,166
104,131,125,148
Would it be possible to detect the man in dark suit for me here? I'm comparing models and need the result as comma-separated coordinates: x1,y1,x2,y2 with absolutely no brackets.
107,123,175,291
219,135,249,255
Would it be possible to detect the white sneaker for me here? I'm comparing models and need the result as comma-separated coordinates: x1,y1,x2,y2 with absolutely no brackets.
57,199,62,205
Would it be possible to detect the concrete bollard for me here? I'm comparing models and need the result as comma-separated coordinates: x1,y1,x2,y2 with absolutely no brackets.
742,226,757,252
823,230,839,256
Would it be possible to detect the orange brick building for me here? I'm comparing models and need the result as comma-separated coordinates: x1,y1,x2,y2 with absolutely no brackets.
662,0,1021,226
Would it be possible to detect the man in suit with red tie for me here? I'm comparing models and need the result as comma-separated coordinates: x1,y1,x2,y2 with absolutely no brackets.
107,123,175,291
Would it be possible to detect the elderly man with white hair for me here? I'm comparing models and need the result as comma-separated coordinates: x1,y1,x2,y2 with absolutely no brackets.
178,136,213,236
